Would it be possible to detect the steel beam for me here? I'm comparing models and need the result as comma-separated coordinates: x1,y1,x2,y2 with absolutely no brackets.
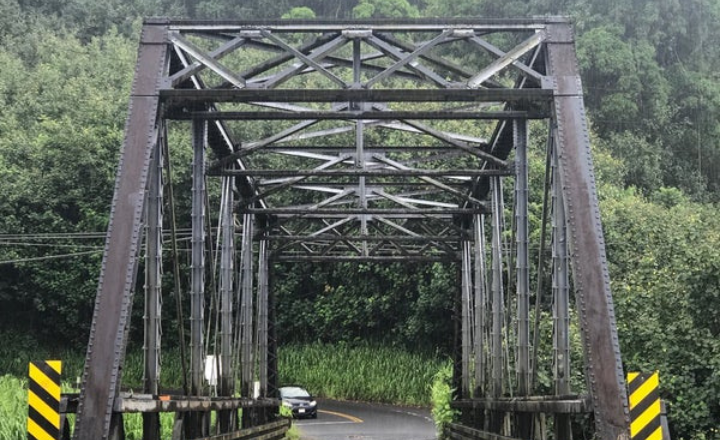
461,240,472,398
219,168,513,178
239,214,255,398
142,138,163,440
166,17,562,32
238,208,484,215
160,88,553,104
489,178,504,399
257,240,269,396
551,136,571,440
271,255,456,262
74,21,168,440
218,175,235,432
473,214,487,398
546,22,629,440
452,396,591,413
468,32,545,88
513,119,531,439
168,110,548,120
190,119,207,399
114,396,280,412
514,120,530,397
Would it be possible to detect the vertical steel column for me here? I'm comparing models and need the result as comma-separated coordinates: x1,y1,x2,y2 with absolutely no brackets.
489,177,505,433
552,143,572,439
142,136,163,440
219,175,235,396
546,21,629,440
257,239,269,396
353,37,369,256
473,214,487,398
190,119,207,398
461,240,472,398
514,119,531,439
531,129,554,393
239,214,255,398
490,177,504,399
162,125,189,396
218,175,235,432
473,214,488,430
267,261,279,401
239,213,255,427
74,20,168,440
514,119,530,394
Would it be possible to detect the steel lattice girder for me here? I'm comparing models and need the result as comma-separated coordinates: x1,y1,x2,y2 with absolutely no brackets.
158,18,556,261
73,17,630,440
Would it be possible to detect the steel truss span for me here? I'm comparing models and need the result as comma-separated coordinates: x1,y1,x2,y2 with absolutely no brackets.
71,17,630,440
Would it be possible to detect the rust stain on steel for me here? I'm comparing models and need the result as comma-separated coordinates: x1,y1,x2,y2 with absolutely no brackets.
73,22,169,440
546,22,630,440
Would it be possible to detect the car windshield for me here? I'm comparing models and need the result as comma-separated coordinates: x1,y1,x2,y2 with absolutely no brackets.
280,386,310,398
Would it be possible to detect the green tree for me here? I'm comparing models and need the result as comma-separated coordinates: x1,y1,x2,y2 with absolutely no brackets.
352,0,419,18
0,27,135,343
602,187,720,438
282,6,316,19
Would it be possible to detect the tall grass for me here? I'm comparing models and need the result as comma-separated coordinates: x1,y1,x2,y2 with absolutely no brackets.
0,375,27,440
0,375,182,440
122,413,176,440
278,343,445,406
0,333,446,439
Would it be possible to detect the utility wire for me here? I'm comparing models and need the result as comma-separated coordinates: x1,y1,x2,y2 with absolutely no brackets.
0,242,103,250
0,250,102,265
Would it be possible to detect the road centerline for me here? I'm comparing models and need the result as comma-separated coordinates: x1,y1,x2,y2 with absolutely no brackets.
318,409,364,423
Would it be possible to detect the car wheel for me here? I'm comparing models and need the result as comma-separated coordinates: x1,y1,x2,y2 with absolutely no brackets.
312,412,318,419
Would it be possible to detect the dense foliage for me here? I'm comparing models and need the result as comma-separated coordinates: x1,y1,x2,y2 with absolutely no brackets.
278,343,443,406
0,1,718,438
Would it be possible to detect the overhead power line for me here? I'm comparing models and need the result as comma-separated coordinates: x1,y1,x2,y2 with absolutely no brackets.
0,250,103,266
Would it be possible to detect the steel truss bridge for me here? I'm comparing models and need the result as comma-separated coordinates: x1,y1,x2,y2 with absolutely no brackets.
69,17,631,440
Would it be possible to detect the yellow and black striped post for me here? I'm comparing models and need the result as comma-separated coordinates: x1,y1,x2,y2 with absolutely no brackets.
28,361,62,440
627,371,668,440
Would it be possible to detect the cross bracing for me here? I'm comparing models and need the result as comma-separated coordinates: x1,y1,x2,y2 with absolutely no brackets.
159,18,553,262
71,17,631,440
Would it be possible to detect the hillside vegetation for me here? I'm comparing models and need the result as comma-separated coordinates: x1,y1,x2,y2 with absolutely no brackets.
0,1,718,438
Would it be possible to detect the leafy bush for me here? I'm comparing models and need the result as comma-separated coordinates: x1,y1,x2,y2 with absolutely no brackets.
430,361,458,439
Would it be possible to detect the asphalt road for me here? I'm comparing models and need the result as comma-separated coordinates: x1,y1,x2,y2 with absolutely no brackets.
294,399,437,440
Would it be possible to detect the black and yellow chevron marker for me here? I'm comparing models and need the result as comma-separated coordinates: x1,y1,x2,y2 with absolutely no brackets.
27,361,62,440
627,371,663,440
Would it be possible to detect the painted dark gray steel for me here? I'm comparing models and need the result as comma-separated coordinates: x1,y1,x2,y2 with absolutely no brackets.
473,214,487,398
219,176,235,397
514,119,530,397
190,119,206,398
489,178,504,400
73,22,168,440
142,138,163,440
546,22,630,440
552,140,572,439
167,110,550,121
73,17,630,440
218,175,235,432
160,88,553,103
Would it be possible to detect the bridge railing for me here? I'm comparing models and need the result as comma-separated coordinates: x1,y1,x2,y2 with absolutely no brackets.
445,422,517,440
59,393,287,440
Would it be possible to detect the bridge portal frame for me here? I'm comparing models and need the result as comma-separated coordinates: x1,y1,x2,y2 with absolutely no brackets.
71,17,629,440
